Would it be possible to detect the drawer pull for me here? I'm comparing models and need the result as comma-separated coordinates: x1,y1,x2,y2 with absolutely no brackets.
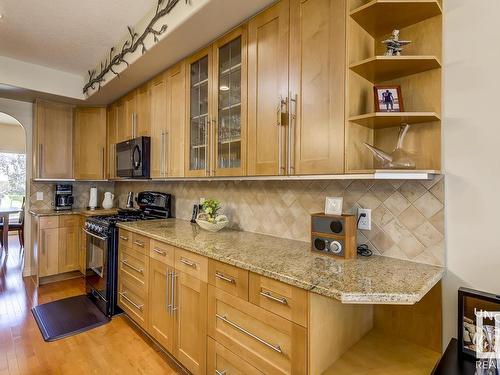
260,290,288,305
216,314,283,354
119,292,143,311
119,235,129,241
215,272,235,284
179,257,197,269
121,260,143,274
134,240,145,247
215,371,226,375
153,247,167,256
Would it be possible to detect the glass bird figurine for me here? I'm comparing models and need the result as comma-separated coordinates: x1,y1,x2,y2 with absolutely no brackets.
363,124,416,169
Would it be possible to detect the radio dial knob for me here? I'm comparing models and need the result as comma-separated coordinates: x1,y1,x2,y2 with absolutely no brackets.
329,240,342,254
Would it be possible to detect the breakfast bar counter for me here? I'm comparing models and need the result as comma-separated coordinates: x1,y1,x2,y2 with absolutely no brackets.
117,218,445,305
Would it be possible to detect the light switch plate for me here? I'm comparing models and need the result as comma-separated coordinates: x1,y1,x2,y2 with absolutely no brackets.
36,191,43,201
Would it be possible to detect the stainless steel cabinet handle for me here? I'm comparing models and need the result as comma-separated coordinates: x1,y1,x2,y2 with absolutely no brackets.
167,271,173,313
215,272,235,284
119,292,143,311
216,314,283,354
211,117,216,175
171,272,177,312
165,271,170,313
260,290,288,305
133,240,145,247
153,248,167,256
119,235,129,241
179,257,197,268
121,260,143,274
165,131,169,176
39,144,43,177
215,370,227,375
101,147,105,179
276,98,282,175
205,116,209,176
288,93,297,175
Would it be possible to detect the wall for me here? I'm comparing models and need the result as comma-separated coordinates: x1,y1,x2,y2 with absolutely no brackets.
442,0,500,347
30,181,115,210
115,177,445,266
0,122,25,153
0,98,33,276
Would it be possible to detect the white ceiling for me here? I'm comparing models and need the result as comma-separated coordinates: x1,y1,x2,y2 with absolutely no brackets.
0,0,157,74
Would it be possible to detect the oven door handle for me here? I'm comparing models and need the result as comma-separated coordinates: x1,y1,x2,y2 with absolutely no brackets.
82,228,108,241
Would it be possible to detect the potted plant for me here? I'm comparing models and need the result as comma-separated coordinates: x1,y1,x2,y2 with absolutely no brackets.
196,199,228,232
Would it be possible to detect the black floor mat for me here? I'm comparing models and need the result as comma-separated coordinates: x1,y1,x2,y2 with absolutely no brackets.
32,294,110,342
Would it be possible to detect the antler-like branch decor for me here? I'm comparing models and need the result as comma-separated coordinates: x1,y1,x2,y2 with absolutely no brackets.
83,0,185,95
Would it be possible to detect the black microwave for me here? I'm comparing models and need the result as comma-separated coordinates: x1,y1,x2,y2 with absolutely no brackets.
116,137,151,178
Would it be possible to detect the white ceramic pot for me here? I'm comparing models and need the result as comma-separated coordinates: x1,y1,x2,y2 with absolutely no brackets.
102,192,115,209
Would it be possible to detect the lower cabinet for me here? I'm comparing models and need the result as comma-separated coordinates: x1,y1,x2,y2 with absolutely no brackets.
149,259,175,352
207,337,264,375
174,271,207,375
38,215,80,278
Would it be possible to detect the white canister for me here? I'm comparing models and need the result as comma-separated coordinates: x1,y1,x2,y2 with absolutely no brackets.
102,192,115,209
88,187,98,210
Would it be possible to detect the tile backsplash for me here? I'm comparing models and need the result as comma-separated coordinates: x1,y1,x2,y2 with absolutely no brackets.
30,181,115,210
113,176,445,266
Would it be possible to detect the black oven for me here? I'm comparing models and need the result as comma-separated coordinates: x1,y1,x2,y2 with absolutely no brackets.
116,136,151,178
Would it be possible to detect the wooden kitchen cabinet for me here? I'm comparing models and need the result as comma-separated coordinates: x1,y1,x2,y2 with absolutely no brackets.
174,271,207,375
208,337,265,375
165,63,186,177
289,0,346,175
123,91,136,142
247,0,290,176
74,107,107,180
34,100,74,179
106,104,118,179
117,85,151,144
58,224,80,273
149,259,175,352
185,47,213,177
150,73,168,178
136,83,151,137
39,227,60,277
115,98,128,143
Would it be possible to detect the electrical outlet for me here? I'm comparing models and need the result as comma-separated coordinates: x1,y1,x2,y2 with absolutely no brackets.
36,191,43,201
357,208,371,230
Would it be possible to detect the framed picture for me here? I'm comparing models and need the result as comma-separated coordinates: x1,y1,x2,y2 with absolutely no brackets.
458,287,500,359
374,85,404,112
325,197,343,215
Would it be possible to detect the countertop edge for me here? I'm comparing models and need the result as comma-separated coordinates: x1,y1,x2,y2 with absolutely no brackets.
117,221,445,305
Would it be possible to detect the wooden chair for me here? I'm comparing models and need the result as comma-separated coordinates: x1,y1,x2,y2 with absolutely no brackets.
0,197,25,249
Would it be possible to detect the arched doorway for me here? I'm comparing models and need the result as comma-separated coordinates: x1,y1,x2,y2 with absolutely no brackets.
0,112,27,260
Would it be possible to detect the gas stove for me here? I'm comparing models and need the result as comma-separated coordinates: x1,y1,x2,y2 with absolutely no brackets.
83,191,172,317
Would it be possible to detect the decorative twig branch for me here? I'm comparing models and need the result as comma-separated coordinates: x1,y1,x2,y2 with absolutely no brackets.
83,0,185,95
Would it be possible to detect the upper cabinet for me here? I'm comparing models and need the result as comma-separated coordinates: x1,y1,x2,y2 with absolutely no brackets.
289,0,346,175
213,27,248,177
185,47,213,177
107,104,118,179
74,107,107,180
117,84,151,143
247,1,289,176
166,63,186,177
150,73,168,179
34,100,74,179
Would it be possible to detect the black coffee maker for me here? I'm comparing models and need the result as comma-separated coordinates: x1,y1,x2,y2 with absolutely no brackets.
54,184,74,211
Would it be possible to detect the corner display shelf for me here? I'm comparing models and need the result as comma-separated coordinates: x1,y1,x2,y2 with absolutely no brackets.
350,0,443,37
350,56,441,82
349,112,440,129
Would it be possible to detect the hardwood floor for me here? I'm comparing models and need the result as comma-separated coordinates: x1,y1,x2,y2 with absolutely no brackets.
0,237,182,374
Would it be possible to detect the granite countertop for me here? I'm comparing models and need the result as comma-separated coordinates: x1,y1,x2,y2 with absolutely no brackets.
117,219,445,305
29,208,118,217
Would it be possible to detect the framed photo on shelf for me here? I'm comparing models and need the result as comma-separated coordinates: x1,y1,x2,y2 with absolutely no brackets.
457,287,500,359
324,197,343,215
374,85,404,112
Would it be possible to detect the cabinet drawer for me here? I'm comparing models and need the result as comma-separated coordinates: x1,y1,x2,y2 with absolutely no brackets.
150,240,175,267
132,232,150,254
249,273,308,328
118,229,132,248
208,337,264,375
174,248,208,282
39,216,59,229
119,246,149,289
208,260,249,300
208,286,307,375
118,271,148,329
59,215,79,228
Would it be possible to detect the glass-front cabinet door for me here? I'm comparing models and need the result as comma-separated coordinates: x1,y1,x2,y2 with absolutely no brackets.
185,47,213,177
213,27,247,176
